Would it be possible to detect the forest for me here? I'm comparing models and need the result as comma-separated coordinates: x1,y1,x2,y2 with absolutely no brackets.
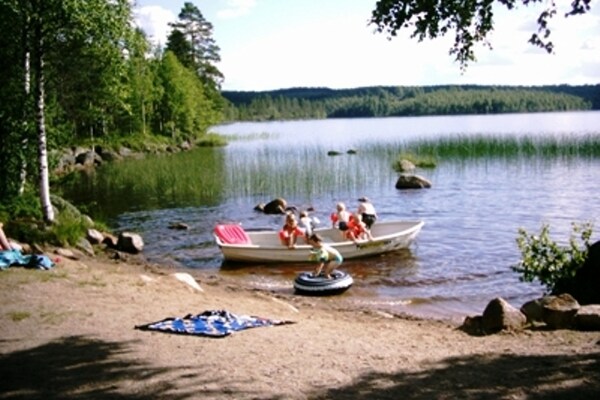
222,84,600,121
0,1,224,221
0,0,598,228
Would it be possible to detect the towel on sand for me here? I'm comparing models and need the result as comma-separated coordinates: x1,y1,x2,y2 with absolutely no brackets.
135,309,295,338
0,249,55,271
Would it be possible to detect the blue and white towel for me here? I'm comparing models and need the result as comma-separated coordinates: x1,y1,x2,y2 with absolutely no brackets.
0,249,55,271
135,309,294,338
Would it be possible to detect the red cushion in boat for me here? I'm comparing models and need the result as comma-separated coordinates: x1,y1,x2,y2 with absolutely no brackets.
214,224,252,245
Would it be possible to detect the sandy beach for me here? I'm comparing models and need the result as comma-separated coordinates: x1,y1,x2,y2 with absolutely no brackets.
1,250,599,399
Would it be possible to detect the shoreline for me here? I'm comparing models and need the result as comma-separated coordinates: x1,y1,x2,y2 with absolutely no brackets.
1,250,599,399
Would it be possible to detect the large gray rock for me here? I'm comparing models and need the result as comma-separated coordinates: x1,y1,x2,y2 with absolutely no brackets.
395,174,432,189
76,238,95,256
86,229,105,245
98,149,122,162
542,293,580,329
75,150,102,167
117,232,144,254
521,296,558,324
482,297,526,334
102,233,118,249
254,198,288,214
459,315,484,335
56,152,77,172
521,298,545,324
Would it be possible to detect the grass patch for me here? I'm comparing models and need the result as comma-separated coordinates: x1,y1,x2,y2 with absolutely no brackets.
8,311,31,322
77,275,107,287
393,152,438,172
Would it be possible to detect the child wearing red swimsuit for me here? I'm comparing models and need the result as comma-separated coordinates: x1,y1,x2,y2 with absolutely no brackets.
279,213,304,249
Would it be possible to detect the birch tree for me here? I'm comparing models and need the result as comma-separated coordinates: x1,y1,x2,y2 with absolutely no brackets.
0,0,134,222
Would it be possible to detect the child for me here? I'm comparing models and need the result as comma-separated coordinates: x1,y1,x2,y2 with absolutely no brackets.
331,202,352,235
347,213,373,242
357,197,377,230
279,212,304,249
299,210,317,237
308,233,343,279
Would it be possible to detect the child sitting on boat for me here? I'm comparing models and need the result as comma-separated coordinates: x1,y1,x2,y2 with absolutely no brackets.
279,212,304,249
331,210,371,245
299,210,319,237
348,213,374,242
331,202,352,234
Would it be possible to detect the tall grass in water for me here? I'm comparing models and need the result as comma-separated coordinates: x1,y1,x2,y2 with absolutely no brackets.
403,134,600,160
360,133,600,165
223,145,392,199
61,148,228,219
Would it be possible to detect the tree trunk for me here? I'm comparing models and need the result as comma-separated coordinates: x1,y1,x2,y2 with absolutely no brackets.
33,16,54,223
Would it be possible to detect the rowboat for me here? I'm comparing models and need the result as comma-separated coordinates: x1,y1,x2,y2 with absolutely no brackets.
214,220,424,263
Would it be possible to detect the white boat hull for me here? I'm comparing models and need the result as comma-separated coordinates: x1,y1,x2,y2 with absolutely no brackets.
214,220,424,263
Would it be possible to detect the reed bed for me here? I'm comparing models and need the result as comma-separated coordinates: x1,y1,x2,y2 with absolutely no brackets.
62,148,228,218
361,133,599,167
222,145,385,200
402,134,600,160
62,131,599,219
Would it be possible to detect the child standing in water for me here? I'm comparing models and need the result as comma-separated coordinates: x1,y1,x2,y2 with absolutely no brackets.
308,233,343,279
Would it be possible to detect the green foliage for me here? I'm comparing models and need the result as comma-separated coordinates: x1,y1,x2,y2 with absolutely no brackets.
0,190,43,221
156,51,220,141
47,214,89,246
0,191,93,246
512,222,594,293
369,1,593,70
392,153,437,171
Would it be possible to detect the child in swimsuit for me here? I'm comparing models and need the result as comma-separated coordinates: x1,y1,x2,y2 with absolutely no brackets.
308,233,343,279
279,212,304,249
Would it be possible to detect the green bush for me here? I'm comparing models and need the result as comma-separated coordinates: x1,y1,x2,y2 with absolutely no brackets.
1,192,94,247
512,222,593,293
48,214,89,246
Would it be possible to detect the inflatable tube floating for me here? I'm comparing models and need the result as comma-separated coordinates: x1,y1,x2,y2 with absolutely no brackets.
294,270,353,296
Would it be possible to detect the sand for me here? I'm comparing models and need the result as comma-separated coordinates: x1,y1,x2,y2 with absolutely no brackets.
1,251,599,399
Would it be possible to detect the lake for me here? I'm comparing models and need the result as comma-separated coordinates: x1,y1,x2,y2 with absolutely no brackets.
61,111,600,321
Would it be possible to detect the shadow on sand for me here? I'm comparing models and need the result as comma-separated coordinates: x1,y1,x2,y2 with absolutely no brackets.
0,335,209,399
311,350,600,400
1,335,599,399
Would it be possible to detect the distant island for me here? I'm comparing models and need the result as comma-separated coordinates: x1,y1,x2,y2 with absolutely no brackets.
221,84,600,122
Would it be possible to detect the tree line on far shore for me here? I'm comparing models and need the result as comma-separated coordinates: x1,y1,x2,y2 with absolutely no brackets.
222,84,600,122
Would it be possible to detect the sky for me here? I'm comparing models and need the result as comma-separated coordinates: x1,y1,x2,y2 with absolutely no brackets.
133,0,600,92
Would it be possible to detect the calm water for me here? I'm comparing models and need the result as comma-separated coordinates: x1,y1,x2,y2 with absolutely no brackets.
63,111,600,321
